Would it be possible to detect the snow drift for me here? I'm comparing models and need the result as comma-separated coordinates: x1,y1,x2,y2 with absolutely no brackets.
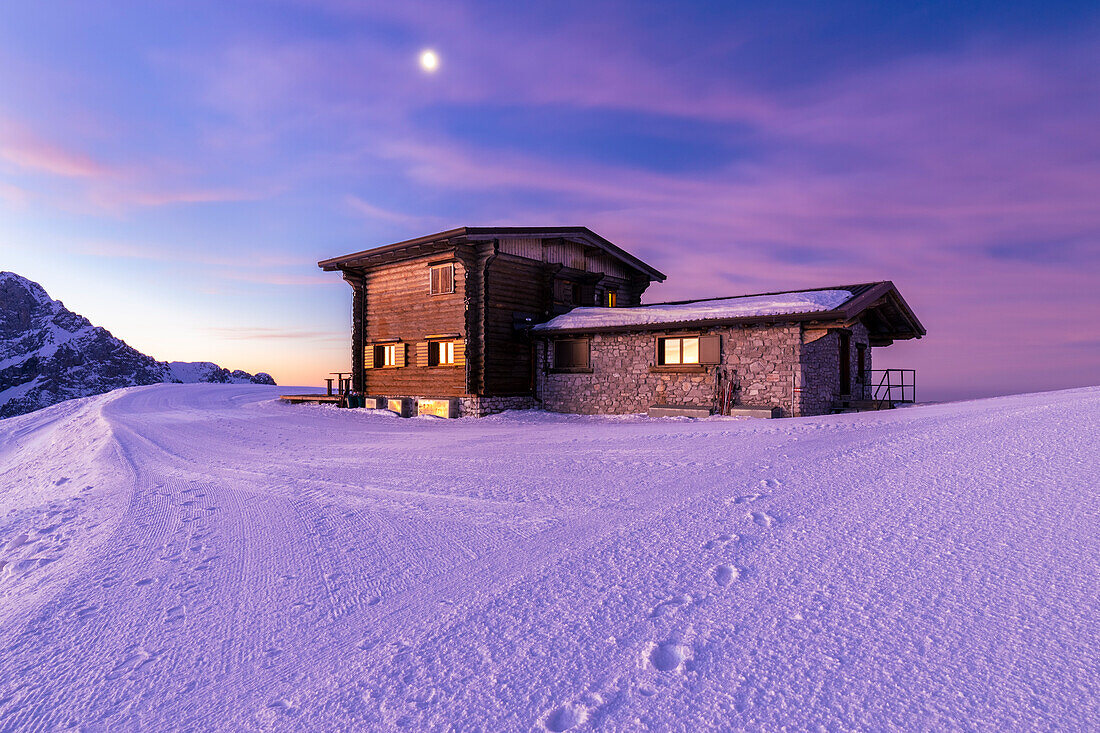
0,384,1096,730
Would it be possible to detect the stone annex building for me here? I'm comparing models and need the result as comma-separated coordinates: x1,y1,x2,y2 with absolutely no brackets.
318,226,925,418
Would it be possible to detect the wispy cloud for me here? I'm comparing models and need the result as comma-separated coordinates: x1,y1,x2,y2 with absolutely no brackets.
74,239,309,269
343,195,425,225
208,327,345,342
0,118,114,179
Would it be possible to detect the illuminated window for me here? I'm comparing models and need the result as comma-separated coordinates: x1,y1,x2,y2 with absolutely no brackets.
429,264,455,295
430,340,455,366
605,291,617,307
375,343,397,367
658,336,699,365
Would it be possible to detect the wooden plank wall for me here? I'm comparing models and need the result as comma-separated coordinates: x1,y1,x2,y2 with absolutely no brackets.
361,255,468,397
585,252,628,280
498,237,542,260
483,254,546,395
543,239,587,269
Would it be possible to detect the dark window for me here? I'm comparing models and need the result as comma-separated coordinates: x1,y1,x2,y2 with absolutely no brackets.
553,339,589,369
839,331,851,394
429,264,454,295
857,343,867,382
554,279,581,305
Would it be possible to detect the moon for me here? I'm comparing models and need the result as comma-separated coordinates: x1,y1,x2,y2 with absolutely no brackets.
419,49,439,72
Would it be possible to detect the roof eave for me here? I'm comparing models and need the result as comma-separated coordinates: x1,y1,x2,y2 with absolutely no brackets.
317,225,667,281
532,310,849,336
317,227,469,270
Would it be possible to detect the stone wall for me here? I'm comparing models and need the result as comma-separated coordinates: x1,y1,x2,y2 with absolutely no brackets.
458,394,539,417
798,322,871,415
535,323,803,416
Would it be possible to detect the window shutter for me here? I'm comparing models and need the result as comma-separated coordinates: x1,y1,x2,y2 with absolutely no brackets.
699,335,721,364
453,340,466,367
364,345,374,370
417,341,429,367
395,343,406,368
573,339,589,368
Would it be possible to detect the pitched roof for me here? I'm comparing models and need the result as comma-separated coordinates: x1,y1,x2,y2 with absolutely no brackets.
532,281,926,343
318,226,666,281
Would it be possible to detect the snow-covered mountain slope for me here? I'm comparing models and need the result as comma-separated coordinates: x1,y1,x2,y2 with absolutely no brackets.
0,272,274,418
0,384,1096,730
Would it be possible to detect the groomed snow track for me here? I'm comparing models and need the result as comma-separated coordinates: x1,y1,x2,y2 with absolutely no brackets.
0,384,1097,730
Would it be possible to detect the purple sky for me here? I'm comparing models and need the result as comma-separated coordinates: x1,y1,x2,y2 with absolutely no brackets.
1,1,1097,398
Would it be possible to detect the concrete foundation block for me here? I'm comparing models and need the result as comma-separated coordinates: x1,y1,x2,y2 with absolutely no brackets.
648,404,712,418
727,406,782,418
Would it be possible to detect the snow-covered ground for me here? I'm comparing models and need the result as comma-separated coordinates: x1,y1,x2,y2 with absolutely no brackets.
0,384,1097,731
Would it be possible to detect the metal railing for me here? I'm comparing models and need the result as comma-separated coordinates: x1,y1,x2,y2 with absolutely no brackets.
863,369,916,404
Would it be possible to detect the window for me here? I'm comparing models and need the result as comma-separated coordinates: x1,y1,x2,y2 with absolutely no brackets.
656,335,720,366
553,339,589,369
659,336,699,365
430,340,455,366
605,291,617,308
429,263,454,295
857,343,867,382
554,279,581,305
365,342,405,369
375,343,397,367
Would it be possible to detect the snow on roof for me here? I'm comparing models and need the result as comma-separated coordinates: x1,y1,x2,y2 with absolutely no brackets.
532,289,854,332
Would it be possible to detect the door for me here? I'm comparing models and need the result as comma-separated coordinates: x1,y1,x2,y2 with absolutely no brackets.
838,331,851,396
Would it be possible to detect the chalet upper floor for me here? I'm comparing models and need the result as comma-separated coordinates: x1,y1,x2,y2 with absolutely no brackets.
318,226,666,396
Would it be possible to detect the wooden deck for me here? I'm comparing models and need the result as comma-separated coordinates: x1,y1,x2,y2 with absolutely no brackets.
279,394,345,405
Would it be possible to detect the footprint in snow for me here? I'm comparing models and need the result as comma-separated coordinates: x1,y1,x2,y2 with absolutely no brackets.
732,493,766,504
106,648,159,680
267,699,298,716
649,642,692,672
542,702,589,731
750,511,778,528
712,564,741,586
4,533,30,552
649,594,692,619
759,478,782,489
703,534,738,550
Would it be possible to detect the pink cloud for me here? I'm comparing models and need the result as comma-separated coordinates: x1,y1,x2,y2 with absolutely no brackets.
0,118,114,179
343,195,428,226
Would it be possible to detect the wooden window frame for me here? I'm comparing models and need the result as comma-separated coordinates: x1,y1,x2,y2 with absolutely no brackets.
375,343,396,368
653,333,720,370
429,263,455,296
553,279,573,305
429,340,455,366
657,335,700,366
551,338,591,372
370,342,405,368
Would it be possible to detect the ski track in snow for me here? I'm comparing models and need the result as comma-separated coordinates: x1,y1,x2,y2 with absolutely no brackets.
0,384,1097,731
